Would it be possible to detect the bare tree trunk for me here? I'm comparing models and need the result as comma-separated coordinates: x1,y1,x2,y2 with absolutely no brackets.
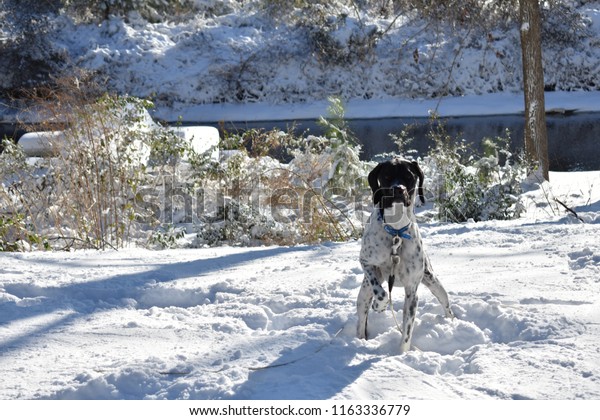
519,0,549,181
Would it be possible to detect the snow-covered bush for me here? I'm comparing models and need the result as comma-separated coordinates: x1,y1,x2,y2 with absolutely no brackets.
0,80,184,250
303,13,382,67
192,145,298,246
0,137,54,251
194,196,300,246
191,138,362,246
421,117,527,222
289,97,365,192
281,134,364,242
0,139,50,251
191,99,366,246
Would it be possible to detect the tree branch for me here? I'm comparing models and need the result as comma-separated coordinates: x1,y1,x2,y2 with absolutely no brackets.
555,198,584,223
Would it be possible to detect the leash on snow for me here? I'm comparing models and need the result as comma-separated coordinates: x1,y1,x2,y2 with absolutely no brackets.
197,324,346,374
248,325,345,371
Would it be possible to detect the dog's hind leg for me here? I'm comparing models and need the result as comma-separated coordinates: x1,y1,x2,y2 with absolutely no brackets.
422,254,454,318
400,283,419,353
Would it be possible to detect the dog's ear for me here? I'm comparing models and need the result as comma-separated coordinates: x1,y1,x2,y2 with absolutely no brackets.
410,160,425,205
368,163,383,206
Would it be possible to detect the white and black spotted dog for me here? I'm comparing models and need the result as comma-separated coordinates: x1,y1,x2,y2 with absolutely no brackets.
357,158,454,353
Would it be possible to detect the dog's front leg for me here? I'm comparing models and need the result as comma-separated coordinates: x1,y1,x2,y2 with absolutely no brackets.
356,276,373,340
357,264,387,339
400,283,419,353
365,264,389,313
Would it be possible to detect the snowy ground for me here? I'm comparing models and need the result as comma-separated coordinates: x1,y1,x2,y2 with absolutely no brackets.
1,170,599,400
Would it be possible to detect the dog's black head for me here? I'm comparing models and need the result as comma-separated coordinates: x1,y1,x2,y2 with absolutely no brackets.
368,159,425,209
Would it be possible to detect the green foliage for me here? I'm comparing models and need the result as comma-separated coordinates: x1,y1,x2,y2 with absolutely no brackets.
219,127,296,160
317,97,354,144
149,224,186,249
0,138,48,251
0,213,49,252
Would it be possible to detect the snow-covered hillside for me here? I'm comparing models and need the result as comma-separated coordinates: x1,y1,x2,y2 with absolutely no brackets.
2,1,599,123
1,170,599,399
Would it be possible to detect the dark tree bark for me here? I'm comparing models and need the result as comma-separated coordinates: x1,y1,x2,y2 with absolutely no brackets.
519,0,549,181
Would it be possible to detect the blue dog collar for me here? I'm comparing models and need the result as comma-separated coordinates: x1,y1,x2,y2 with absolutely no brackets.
378,210,412,240
383,224,412,240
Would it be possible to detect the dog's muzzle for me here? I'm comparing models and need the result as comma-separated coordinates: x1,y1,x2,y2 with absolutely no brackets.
383,185,410,208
